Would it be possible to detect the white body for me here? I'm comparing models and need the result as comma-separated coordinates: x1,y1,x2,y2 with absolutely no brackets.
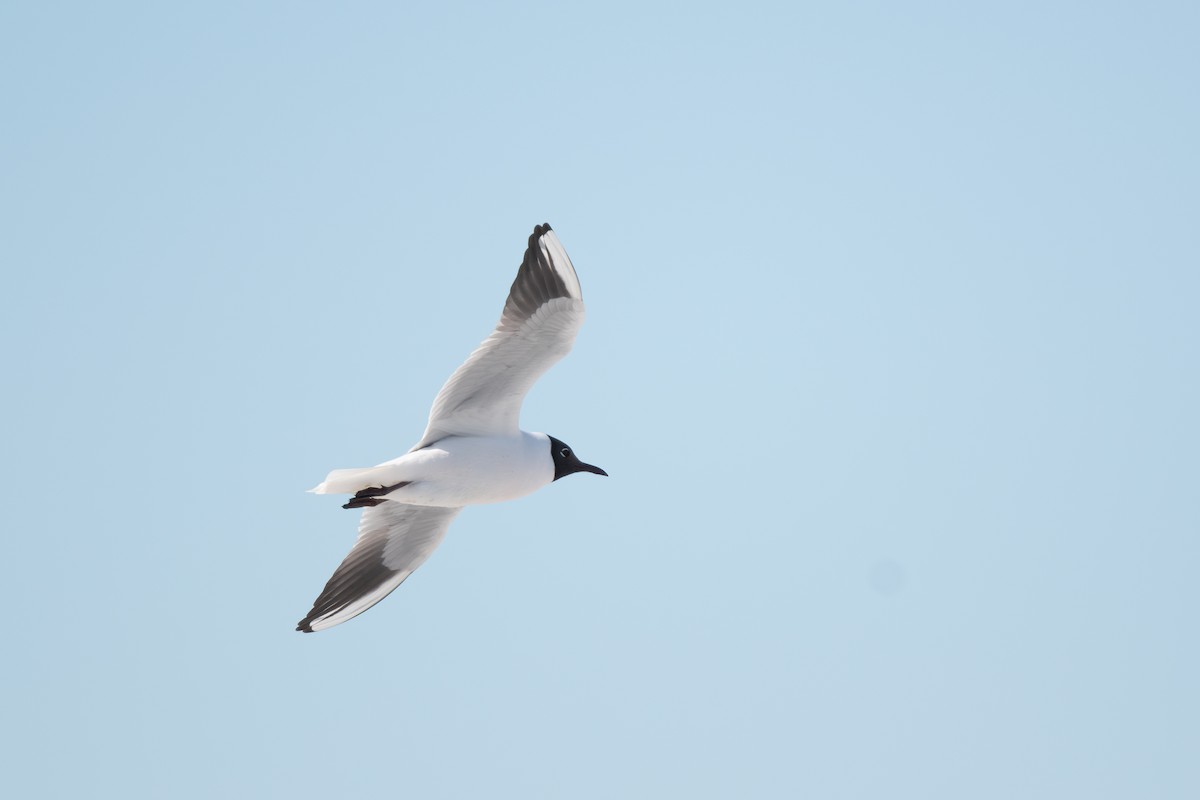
310,432,556,507
296,225,595,633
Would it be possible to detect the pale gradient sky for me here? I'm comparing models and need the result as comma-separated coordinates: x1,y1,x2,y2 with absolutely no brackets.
2,2,1198,798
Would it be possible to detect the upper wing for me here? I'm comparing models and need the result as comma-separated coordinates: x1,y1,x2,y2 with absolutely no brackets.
295,503,462,632
413,223,586,449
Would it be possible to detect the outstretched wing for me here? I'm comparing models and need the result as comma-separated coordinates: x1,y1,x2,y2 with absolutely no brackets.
413,223,586,450
296,503,462,632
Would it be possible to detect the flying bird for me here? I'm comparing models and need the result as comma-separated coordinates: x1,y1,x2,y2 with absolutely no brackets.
297,224,606,632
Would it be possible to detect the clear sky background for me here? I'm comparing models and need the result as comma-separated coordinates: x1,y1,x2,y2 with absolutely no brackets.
2,2,1197,798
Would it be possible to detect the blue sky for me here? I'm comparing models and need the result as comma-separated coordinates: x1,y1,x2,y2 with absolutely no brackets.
2,2,1198,798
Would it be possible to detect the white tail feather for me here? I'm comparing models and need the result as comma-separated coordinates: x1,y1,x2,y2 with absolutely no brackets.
308,465,409,495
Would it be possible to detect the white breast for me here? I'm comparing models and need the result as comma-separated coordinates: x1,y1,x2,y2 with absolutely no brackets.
385,431,555,507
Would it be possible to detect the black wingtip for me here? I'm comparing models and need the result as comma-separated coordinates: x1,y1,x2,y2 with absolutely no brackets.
296,620,314,633
528,222,552,247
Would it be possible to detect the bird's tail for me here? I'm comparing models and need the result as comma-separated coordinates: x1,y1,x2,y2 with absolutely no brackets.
307,465,408,495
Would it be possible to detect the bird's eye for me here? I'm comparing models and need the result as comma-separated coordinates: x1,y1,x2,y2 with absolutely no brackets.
560,448,570,458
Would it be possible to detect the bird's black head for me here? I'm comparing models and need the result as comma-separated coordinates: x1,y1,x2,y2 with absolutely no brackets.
548,436,607,481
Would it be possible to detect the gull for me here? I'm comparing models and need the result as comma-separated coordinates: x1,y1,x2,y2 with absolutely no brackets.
296,223,607,633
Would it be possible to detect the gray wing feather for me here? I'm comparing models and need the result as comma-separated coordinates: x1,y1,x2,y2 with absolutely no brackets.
296,504,462,632
414,224,586,448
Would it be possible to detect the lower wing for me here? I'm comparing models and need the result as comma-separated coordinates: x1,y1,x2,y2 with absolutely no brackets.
296,503,462,632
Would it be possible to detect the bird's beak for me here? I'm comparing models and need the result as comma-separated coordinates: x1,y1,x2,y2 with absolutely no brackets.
581,462,608,477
